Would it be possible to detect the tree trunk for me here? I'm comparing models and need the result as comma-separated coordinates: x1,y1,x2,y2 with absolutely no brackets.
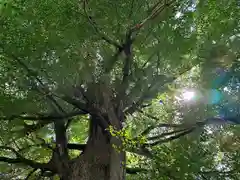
68,116,126,180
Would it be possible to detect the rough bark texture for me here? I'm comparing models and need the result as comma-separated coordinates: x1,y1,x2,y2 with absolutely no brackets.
68,116,125,180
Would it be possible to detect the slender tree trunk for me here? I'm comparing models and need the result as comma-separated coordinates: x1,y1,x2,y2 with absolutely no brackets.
68,116,126,180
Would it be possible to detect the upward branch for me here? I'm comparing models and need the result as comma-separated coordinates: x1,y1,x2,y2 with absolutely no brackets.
130,0,177,40
103,1,177,75
118,1,177,97
125,63,199,115
83,0,121,49
117,31,134,103
122,33,133,86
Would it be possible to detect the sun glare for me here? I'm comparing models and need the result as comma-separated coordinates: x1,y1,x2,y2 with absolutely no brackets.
175,90,196,102
182,91,195,101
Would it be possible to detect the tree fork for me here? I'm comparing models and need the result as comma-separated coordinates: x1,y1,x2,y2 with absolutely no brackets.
69,115,126,180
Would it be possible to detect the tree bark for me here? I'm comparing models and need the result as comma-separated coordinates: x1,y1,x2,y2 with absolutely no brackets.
68,116,126,180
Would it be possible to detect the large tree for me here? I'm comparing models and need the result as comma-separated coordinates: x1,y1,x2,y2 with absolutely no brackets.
0,0,240,179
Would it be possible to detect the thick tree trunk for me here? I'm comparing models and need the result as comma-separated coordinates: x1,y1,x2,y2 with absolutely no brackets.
68,116,126,180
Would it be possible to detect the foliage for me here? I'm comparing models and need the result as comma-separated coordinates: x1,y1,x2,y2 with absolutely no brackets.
0,0,239,179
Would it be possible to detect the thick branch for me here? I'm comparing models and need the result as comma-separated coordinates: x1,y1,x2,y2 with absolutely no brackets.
126,167,148,174
56,95,89,113
49,109,71,178
20,111,87,135
23,121,51,135
0,146,54,172
20,111,86,136
128,147,153,158
0,156,52,171
67,143,86,151
116,32,134,106
1,111,87,121
66,143,153,159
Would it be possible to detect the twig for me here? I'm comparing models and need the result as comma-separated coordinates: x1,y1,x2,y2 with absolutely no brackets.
128,0,135,19
130,0,176,33
83,0,121,48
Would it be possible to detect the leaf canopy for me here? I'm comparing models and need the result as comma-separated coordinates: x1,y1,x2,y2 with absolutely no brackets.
0,0,240,179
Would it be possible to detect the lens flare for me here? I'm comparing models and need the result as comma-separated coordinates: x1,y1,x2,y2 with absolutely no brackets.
182,91,195,101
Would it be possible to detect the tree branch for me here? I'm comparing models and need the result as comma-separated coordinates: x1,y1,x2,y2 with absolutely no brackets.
117,0,176,100
0,111,87,121
66,143,153,159
135,122,184,139
128,147,154,158
83,0,121,48
0,156,53,171
124,75,175,115
136,115,240,145
125,63,198,115
0,146,54,172
147,128,190,141
67,143,86,151
199,168,239,178
105,0,178,88
130,0,177,33
55,94,89,113
126,167,148,174
116,30,135,106
121,46,132,92
205,116,240,125
0,48,75,114
22,121,51,135
25,168,38,180
1,47,91,116
144,127,195,146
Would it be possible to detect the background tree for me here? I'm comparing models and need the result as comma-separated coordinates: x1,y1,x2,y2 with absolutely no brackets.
0,0,239,179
